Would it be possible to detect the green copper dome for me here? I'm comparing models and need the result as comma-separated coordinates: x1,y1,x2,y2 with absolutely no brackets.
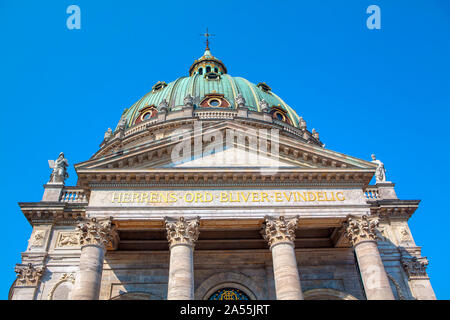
119,49,302,129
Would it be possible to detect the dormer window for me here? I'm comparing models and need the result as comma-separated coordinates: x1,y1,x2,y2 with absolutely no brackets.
257,82,272,93
152,81,167,93
205,72,220,80
135,105,158,124
270,106,292,125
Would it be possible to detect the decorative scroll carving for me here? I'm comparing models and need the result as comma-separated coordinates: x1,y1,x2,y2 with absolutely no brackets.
77,217,119,249
47,273,75,300
343,215,379,246
262,216,298,247
401,256,429,279
14,263,44,287
164,216,200,248
29,230,46,247
57,232,80,247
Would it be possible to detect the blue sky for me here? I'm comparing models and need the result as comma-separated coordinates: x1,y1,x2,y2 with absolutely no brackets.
0,0,449,299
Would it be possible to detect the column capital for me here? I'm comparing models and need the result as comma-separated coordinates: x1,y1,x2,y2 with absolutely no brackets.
262,216,298,248
77,217,119,250
401,256,429,279
14,263,44,287
165,216,200,249
343,215,379,246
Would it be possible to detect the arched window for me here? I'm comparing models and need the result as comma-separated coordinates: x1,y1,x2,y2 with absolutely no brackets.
208,288,250,300
206,66,211,73
199,68,203,75
270,106,292,125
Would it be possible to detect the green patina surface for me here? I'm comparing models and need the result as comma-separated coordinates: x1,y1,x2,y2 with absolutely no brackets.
120,50,301,129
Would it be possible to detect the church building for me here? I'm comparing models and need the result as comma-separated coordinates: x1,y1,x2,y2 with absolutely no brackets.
10,43,435,300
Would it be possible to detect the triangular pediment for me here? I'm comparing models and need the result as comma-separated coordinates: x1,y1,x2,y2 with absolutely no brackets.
76,122,377,172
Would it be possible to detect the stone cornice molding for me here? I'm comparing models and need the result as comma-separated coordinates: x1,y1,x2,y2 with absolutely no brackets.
401,256,429,279
262,216,298,248
19,202,86,225
369,203,419,221
342,215,379,246
164,216,200,249
76,169,374,190
77,217,119,250
14,263,44,287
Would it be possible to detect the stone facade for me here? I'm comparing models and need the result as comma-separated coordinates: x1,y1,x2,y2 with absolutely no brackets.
10,48,435,301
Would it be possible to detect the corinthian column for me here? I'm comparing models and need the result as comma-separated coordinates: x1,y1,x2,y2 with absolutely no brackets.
12,263,44,300
343,215,394,300
165,217,200,300
71,217,118,300
262,216,303,300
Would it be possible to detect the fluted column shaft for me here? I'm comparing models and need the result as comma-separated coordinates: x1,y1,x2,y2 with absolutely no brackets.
165,217,199,300
344,215,394,300
71,217,118,300
263,216,303,300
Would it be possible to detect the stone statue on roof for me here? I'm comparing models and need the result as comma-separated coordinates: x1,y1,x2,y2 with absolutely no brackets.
48,152,69,184
371,154,386,183
235,94,246,108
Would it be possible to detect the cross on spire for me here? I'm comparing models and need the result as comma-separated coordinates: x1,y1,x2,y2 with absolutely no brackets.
200,28,215,51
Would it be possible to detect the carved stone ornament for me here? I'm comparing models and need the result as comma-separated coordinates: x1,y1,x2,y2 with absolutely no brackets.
14,263,44,287
235,93,246,108
77,217,119,249
57,232,80,247
183,94,194,108
259,99,269,113
343,215,379,246
262,216,298,248
401,256,429,279
104,128,112,142
164,216,200,248
29,230,46,247
117,114,127,130
47,273,75,300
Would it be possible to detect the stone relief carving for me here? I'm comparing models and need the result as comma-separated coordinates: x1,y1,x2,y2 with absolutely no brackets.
14,263,44,287
77,217,119,249
401,256,429,279
399,227,411,242
29,230,46,247
164,216,200,248
262,216,298,247
57,232,80,247
47,273,75,300
343,215,379,246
